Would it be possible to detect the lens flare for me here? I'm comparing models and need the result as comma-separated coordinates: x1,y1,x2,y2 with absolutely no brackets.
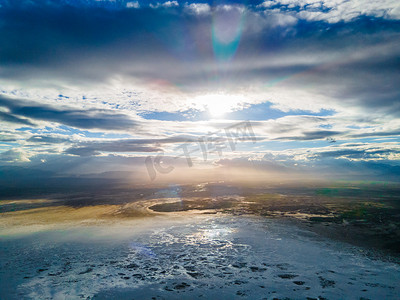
212,5,246,62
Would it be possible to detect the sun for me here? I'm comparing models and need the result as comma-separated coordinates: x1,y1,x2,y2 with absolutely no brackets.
193,93,243,118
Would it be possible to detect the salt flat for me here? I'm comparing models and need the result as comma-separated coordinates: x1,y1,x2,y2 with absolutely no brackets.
1,212,399,300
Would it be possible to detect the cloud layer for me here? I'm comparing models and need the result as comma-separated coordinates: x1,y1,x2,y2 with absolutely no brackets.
0,0,399,186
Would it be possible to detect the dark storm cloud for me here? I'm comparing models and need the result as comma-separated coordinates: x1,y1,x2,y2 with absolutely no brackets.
65,145,161,156
64,147,100,156
27,135,71,144
0,111,35,126
0,95,140,130
350,130,400,138
275,130,341,141
0,135,17,142
215,157,294,173
215,155,400,181
0,3,210,83
311,148,400,160
0,0,399,118
305,46,400,116
64,136,197,156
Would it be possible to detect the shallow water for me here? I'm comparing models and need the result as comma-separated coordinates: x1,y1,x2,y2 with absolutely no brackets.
1,214,399,299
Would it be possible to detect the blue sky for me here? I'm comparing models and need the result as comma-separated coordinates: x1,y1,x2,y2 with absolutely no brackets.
0,0,400,185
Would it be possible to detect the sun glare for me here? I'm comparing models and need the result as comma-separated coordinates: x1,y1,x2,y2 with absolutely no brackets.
194,93,243,118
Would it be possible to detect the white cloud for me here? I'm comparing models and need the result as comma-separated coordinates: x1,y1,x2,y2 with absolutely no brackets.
163,1,179,8
126,1,140,9
263,11,298,27
150,1,179,9
258,1,277,8
215,4,246,13
259,0,400,22
184,3,211,15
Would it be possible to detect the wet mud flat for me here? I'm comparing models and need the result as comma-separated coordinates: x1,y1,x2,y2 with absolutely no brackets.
1,214,399,300
1,183,400,299
149,191,400,260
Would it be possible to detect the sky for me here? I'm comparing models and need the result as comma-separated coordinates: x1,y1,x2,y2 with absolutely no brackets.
0,0,400,187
